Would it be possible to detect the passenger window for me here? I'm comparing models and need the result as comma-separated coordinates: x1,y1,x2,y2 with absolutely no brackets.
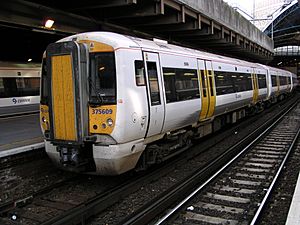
0,77,40,98
201,70,207,97
271,75,277,87
147,62,161,106
135,60,145,86
214,71,234,95
208,75,214,96
257,74,267,89
279,76,287,85
0,78,4,97
214,71,253,95
163,67,199,103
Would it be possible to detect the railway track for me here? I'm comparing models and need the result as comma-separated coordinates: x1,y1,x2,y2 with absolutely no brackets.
0,156,184,225
120,100,300,225
0,95,298,224
0,174,79,216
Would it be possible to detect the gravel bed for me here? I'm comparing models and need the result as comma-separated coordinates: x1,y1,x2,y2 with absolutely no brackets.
258,139,300,224
89,96,299,224
0,157,73,204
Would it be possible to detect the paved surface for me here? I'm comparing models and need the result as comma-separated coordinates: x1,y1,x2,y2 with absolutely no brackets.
0,113,43,152
286,171,300,225
0,104,39,117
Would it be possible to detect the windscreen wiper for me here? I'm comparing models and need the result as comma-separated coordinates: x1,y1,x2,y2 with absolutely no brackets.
88,76,103,105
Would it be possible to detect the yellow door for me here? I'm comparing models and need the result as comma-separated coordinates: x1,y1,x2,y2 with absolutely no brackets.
199,69,209,120
276,75,280,95
51,54,77,141
252,73,259,104
198,60,216,121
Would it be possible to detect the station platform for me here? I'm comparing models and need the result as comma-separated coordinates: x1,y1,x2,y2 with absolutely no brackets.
0,113,44,158
286,171,300,224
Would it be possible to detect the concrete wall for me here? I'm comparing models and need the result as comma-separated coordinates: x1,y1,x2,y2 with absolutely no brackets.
178,0,274,52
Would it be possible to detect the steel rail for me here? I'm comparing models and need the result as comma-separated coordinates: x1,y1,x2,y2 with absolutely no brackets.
38,99,300,225
120,99,299,225
250,123,300,225
40,154,186,225
7,97,295,225
0,174,79,217
154,100,298,225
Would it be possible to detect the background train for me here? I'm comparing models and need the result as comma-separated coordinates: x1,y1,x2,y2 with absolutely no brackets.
40,32,298,175
0,61,41,117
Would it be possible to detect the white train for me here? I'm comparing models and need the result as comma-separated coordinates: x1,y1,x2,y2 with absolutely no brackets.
40,32,297,175
0,61,41,116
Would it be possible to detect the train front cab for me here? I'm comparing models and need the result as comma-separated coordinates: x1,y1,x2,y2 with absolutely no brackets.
39,39,144,175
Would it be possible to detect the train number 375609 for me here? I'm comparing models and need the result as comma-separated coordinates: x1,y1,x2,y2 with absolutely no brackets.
92,109,113,115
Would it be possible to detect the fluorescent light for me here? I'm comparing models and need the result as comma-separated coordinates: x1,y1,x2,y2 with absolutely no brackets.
32,28,56,34
27,58,32,62
45,19,54,28
184,73,195,76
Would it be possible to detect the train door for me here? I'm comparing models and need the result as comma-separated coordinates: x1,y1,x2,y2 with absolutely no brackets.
46,41,88,143
252,70,259,103
143,52,165,137
276,75,280,95
198,59,216,121
286,76,291,91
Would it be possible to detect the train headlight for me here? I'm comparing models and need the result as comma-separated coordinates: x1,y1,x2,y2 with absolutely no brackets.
107,118,114,127
42,117,47,123
102,123,107,129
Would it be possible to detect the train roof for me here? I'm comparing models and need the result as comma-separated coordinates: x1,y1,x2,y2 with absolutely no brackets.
58,32,296,77
60,32,260,67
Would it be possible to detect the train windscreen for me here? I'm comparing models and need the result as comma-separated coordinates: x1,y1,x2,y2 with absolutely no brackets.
40,60,48,104
89,52,116,105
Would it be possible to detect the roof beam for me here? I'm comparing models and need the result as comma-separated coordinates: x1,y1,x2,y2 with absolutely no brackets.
102,1,164,20
69,0,137,11
0,0,98,34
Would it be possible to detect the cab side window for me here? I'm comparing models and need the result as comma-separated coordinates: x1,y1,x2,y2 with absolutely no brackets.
147,62,161,105
135,60,145,86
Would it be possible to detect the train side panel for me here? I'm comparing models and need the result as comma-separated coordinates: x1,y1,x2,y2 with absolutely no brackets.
159,53,201,133
254,67,268,102
212,61,253,117
110,48,149,143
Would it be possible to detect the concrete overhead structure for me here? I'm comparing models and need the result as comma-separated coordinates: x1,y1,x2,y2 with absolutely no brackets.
179,0,274,53
0,0,274,63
